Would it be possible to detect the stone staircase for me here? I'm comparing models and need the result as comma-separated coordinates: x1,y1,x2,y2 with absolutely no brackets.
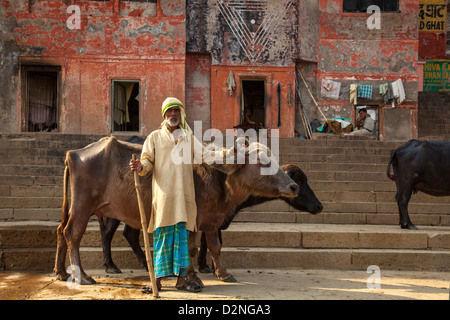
0,133,449,272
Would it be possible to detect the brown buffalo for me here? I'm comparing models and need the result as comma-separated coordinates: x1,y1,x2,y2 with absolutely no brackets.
99,163,323,282
54,136,298,285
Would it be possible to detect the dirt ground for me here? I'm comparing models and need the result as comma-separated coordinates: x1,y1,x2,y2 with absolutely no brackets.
0,268,449,300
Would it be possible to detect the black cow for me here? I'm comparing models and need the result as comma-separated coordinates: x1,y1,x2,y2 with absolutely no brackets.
387,139,450,230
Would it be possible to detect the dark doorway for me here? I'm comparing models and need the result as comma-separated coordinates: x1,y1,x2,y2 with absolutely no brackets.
112,80,140,132
23,66,59,132
241,80,265,129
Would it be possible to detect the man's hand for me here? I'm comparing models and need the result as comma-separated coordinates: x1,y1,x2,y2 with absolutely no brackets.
129,158,142,172
356,114,364,128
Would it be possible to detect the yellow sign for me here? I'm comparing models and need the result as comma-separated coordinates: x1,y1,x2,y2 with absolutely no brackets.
419,0,446,32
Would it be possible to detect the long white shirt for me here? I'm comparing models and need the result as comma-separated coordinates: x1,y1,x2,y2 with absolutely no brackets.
139,125,197,232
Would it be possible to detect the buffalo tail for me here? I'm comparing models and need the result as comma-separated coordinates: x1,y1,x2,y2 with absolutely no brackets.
61,166,70,227
386,149,396,180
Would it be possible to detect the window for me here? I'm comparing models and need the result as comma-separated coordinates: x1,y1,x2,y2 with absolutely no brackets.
121,0,156,2
343,0,399,12
22,66,60,132
355,105,379,138
112,80,140,132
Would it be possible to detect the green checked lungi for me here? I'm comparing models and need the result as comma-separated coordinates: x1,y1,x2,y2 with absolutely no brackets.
153,222,190,278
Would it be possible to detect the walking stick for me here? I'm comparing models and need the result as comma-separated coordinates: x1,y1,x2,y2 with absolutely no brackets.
132,154,159,298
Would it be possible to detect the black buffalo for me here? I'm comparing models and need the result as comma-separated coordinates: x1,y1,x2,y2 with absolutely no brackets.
387,139,450,230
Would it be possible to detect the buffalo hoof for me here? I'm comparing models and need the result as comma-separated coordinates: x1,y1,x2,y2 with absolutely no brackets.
104,264,122,274
56,272,70,282
81,275,97,285
198,266,214,274
221,276,237,282
222,275,237,283
191,278,205,289
401,223,418,230
186,273,205,288
217,274,237,283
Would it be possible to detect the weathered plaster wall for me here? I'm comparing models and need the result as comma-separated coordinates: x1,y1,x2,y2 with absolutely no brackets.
187,0,298,67
2,0,186,136
1,0,24,134
187,0,299,137
185,53,211,131
3,0,423,140
307,0,420,141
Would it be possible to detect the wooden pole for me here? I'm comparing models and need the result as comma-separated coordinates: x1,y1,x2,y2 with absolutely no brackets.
298,71,328,122
132,154,159,298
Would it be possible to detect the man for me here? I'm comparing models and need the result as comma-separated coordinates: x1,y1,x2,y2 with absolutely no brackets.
129,97,201,293
351,108,375,136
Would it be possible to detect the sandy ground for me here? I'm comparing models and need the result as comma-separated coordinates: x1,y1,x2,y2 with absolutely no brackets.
0,268,449,300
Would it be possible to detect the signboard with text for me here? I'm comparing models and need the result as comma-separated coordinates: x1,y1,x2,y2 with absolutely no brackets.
419,0,446,32
422,60,450,92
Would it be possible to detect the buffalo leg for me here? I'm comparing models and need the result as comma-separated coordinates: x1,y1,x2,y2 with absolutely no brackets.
395,182,417,230
198,233,214,273
64,213,96,285
99,217,122,274
123,224,147,270
205,231,236,282
186,231,204,288
54,221,70,281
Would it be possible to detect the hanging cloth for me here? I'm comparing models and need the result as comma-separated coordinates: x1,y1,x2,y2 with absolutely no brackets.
350,84,358,105
226,71,236,96
357,85,373,99
277,82,281,127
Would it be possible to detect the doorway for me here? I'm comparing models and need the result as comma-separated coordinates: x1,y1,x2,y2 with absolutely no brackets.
241,80,265,129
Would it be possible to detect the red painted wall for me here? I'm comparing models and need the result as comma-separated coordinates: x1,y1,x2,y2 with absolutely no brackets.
210,66,296,138
13,0,186,136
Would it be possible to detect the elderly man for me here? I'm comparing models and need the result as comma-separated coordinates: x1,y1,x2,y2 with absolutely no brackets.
129,97,201,293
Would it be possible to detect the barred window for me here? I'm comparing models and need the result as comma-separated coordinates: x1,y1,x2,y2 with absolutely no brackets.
343,0,399,12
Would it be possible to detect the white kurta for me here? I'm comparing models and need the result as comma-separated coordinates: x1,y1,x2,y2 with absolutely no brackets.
139,125,197,232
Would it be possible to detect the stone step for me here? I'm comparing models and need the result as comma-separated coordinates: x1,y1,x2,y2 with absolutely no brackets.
0,165,64,176
0,147,66,157
279,153,391,163
220,247,450,271
235,211,450,227
2,221,449,250
0,143,398,157
2,185,447,204
4,246,450,272
2,222,450,272
278,146,395,155
1,194,448,226
0,161,390,177
0,155,64,166
278,138,404,148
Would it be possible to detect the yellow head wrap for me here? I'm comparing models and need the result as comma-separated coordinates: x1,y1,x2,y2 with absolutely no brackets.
161,97,192,134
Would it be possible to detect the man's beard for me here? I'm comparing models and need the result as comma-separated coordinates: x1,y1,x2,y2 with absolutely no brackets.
167,117,180,127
